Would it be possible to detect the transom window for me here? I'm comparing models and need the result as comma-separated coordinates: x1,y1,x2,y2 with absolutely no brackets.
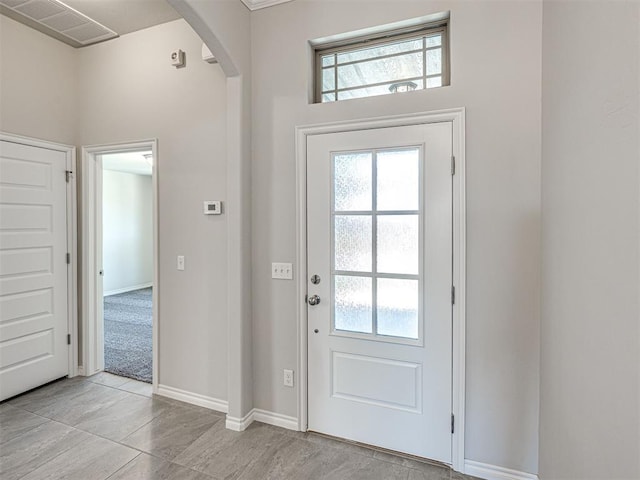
315,23,449,103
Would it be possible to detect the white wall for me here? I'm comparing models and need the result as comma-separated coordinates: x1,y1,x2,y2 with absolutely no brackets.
0,15,77,145
102,169,153,295
250,0,541,474
540,1,640,479
77,19,229,402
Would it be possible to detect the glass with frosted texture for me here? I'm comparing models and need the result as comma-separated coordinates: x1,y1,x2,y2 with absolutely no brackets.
377,278,419,339
426,48,442,76
336,38,422,64
376,149,420,211
322,55,335,67
377,215,419,275
322,68,335,91
334,215,372,272
334,275,372,333
425,34,442,48
334,153,372,211
337,52,423,89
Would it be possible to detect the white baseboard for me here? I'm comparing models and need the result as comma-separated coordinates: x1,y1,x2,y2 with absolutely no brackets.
156,384,228,414
225,408,299,432
226,411,254,431
464,460,538,480
252,408,298,430
104,283,152,297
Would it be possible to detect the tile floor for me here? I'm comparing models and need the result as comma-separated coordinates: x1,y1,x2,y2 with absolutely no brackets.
1,373,479,480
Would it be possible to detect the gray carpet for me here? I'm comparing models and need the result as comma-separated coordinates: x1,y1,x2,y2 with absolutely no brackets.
104,287,152,383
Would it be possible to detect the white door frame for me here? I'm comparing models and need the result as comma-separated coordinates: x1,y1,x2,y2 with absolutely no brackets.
0,131,78,378
295,108,466,472
81,139,159,391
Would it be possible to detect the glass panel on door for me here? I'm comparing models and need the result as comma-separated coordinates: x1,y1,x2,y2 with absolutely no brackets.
331,147,422,342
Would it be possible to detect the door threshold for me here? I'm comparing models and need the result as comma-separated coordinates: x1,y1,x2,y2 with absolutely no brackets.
306,430,451,469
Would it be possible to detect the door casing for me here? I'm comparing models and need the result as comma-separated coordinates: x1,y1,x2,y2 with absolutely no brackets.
294,109,466,472
0,132,78,379
81,140,159,392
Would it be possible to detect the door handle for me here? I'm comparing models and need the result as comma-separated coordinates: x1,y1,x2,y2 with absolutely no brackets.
308,295,321,306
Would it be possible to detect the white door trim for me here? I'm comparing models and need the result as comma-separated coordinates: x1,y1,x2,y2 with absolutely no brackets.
0,132,78,378
294,108,466,472
81,140,159,392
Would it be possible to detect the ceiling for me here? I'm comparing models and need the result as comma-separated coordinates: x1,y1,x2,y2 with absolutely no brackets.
102,151,153,176
63,0,180,36
0,0,294,48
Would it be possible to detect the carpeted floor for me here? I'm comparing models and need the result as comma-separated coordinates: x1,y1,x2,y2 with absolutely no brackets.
104,287,152,383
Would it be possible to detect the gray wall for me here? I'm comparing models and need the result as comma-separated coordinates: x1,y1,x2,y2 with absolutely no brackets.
540,1,640,479
250,0,542,474
76,19,229,401
102,170,153,295
0,15,77,145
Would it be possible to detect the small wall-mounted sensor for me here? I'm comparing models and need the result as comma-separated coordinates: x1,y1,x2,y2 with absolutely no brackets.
204,201,222,215
170,49,185,68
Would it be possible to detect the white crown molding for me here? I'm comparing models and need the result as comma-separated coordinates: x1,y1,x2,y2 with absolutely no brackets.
240,0,294,11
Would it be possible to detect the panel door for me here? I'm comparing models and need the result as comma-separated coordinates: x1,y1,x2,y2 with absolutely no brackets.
307,123,453,462
0,140,69,401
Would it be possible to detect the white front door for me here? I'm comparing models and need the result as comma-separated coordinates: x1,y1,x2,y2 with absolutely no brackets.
0,140,70,401
307,123,453,462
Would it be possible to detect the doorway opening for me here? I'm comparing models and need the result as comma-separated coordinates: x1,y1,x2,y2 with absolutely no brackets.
81,140,158,390
101,151,153,383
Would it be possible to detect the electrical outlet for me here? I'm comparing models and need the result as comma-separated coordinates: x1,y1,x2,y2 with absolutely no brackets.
272,262,293,280
283,369,294,387
177,255,185,271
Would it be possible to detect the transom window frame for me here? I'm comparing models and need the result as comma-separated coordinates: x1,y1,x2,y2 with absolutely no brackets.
329,145,425,347
314,21,450,104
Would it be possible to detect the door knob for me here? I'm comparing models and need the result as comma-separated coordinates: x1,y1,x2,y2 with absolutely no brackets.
308,295,321,306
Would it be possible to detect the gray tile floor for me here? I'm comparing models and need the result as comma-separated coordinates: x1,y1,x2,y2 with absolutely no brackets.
1,373,478,480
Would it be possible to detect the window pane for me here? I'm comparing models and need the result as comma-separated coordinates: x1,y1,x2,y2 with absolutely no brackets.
336,38,422,64
377,215,419,275
334,215,372,272
426,76,442,88
426,48,442,75
337,52,423,89
377,278,419,339
335,275,372,333
322,93,336,102
322,55,335,67
425,34,442,48
334,152,372,211
322,68,335,91
377,149,420,211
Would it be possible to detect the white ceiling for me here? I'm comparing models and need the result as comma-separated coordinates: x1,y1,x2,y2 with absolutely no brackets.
102,151,153,176
62,0,180,36
0,0,294,47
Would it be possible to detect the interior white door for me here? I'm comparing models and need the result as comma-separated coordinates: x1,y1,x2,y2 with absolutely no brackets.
0,140,70,401
307,123,453,462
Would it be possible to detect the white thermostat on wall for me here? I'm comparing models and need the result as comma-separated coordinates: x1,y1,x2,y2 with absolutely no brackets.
203,201,222,215
170,49,185,68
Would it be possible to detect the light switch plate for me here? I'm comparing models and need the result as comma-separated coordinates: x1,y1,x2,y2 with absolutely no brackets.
272,262,293,280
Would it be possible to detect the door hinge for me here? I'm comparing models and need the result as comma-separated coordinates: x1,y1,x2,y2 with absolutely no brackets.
66,253,71,264
67,334,71,345
451,413,455,434
451,156,456,176
65,170,73,183
451,285,455,305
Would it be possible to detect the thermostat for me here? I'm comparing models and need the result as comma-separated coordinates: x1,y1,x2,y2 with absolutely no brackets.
203,201,222,215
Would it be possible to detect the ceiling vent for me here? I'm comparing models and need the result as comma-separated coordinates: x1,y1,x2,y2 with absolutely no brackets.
0,0,118,47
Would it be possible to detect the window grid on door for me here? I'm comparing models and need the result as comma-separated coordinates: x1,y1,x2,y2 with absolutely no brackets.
330,147,423,344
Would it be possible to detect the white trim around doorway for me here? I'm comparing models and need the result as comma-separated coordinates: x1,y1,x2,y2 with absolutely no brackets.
80,139,159,392
294,108,466,473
